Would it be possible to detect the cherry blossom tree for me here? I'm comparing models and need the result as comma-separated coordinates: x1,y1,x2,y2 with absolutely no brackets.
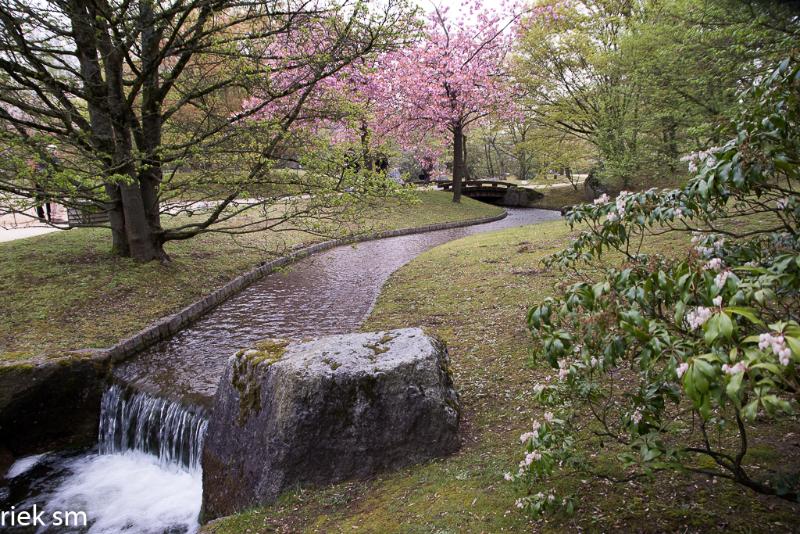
240,10,422,185
371,1,522,202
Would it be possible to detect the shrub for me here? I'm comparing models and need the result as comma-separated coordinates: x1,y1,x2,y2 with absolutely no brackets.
508,59,800,515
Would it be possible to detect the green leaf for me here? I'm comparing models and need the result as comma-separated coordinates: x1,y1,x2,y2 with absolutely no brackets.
718,312,734,339
726,306,765,325
750,362,781,374
674,301,686,326
726,372,743,400
743,399,759,420
785,336,800,357
704,314,720,344
698,394,711,420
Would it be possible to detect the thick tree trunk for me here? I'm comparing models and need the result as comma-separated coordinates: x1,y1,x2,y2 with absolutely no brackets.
138,0,165,239
118,174,163,262
112,115,164,262
452,124,466,203
104,183,129,256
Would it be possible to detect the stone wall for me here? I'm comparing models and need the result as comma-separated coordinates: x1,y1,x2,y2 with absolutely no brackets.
0,350,108,467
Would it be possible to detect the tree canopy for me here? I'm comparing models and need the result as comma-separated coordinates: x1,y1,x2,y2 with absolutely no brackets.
0,0,414,260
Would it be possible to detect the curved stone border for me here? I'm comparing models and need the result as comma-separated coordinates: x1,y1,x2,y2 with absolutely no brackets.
106,210,508,363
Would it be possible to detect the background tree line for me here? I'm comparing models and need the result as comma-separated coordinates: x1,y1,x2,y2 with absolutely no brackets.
0,0,797,262
465,0,798,194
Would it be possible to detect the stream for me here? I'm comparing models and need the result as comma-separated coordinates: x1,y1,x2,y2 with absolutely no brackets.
1,207,560,533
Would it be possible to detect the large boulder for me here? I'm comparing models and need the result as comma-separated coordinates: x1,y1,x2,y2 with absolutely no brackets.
202,328,460,520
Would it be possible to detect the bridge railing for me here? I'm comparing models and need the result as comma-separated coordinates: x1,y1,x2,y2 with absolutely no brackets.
436,180,513,192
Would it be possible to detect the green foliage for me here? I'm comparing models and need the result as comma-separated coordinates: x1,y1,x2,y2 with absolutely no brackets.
513,59,800,515
515,0,799,191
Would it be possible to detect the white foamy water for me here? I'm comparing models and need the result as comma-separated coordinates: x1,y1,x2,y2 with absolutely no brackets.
7,453,48,478
45,451,202,533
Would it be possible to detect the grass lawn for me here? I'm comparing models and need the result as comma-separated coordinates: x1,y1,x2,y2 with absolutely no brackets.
0,191,502,361
205,215,799,533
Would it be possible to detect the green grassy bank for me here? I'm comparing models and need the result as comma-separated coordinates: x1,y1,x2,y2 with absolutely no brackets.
205,216,799,533
0,192,502,361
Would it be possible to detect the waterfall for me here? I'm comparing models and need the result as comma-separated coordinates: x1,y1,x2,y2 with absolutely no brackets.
98,384,208,471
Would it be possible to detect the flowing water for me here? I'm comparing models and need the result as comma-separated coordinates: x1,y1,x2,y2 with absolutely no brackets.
114,208,561,407
1,207,560,533
98,385,207,471
1,386,207,533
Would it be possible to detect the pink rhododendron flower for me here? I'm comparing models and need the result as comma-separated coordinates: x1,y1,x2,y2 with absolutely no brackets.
705,258,724,271
686,307,713,330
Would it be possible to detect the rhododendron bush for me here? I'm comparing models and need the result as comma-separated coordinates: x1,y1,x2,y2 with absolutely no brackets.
509,59,800,514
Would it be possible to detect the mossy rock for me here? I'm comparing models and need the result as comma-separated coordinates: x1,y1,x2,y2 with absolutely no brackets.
202,328,460,521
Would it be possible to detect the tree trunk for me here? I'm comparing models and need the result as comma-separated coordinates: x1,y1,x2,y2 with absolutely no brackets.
360,120,373,171
566,167,578,191
452,124,466,203
662,118,678,174
462,133,470,180
484,139,494,178
104,183,129,256
118,169,164,261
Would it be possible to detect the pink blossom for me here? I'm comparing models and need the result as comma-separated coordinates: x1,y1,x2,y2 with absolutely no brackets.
704,258,724,271
759,333,793,365
686,307,713,330
557,359,569,380
631,409,643,424
676,362,689,378
615,191,632,216
520,450,542,469
363,1,530,173
714,270,732,288
721,361,747,375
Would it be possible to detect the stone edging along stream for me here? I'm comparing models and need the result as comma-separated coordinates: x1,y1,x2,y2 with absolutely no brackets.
0,210,508,462
106,209,508,364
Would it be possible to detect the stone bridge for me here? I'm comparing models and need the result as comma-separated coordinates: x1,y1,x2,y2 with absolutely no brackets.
436,180,542,207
